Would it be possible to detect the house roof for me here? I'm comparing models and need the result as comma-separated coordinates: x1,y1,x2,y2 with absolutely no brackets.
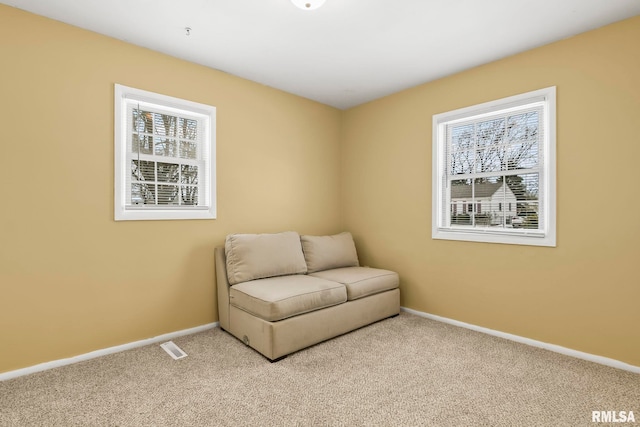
451,183,503,200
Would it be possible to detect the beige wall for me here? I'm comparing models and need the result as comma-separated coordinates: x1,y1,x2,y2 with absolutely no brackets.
0,6,342,373
341,16,640,366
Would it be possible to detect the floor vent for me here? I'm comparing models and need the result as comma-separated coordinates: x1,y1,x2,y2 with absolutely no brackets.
160,341,188,360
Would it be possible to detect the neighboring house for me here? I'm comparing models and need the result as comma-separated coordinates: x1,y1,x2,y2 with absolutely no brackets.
450,182,517,226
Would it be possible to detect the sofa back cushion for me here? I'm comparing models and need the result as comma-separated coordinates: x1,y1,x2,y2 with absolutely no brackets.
301,232,359,273
225,231,307,285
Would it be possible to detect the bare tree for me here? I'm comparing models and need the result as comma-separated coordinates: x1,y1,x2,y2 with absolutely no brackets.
449,111,539,200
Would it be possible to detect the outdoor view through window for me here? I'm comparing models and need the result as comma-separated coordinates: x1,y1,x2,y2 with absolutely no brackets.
447,108,541,230
130,109,200,206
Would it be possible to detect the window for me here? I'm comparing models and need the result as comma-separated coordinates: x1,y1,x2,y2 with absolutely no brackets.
432,87,556,246
114,84,216,221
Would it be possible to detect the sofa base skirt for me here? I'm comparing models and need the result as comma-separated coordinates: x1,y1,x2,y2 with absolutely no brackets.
226,288,400,361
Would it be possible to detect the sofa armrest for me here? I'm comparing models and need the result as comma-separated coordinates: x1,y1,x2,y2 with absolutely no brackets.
215,246,231,331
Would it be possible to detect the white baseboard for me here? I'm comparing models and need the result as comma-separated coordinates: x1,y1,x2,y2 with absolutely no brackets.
401,307,640,374
0,322,218,382
4,311,638,380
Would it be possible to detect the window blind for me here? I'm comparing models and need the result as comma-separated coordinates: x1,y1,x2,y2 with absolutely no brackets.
123,100,211,210
442,103,545,234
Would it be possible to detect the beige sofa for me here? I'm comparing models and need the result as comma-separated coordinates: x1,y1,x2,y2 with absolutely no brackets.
215,231,400,361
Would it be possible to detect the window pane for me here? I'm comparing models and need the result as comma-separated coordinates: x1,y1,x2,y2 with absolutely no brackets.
156,162,179,183
154,113,177,137
180,140,197,159
475,146,507,173
154,137,178,157
181,186,198,205
450,124,474,152
133,109,153,135
450,179,472,198
509,173,539,229
132,160,155,182
132,134,152,155
157,185,179,205
474,118,507,173
507,111,538,143
476,118,505,149
517,201,539,229
477,177,509,228
179,118,198,140
450,179,471,225
450,150,473,175
450,124,474,175
131,183,155,205
181,165,198,185
507,141,538,170
509,173,539,201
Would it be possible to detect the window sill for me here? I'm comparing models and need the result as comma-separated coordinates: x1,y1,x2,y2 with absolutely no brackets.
115,207,216,221
433,227,555,247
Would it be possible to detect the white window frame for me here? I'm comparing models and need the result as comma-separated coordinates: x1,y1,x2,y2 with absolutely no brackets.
432,87,556,247
114,84,216,221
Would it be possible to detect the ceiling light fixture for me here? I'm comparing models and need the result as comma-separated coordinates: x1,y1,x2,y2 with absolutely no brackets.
291,0,326,11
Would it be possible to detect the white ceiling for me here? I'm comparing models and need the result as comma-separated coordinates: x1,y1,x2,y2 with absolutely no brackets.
3,0,640,109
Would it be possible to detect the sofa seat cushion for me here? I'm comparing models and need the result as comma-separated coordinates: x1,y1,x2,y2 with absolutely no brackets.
229,275,347,322
310,267,399,301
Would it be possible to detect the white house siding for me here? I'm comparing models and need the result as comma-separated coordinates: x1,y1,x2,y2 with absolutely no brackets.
488,184,517,225
451,183,517,227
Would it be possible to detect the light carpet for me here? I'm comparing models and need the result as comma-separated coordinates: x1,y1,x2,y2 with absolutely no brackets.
1,312,638,426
